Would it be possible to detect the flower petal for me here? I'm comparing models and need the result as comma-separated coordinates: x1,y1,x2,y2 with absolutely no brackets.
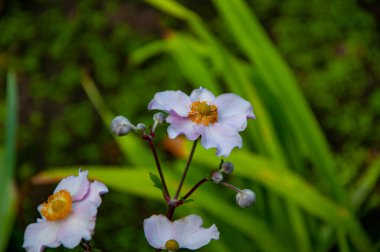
57,201,98,248
173,215,219,250
148,90,191,117
190,87,215,102
81,180,109,207
23,219,61,252
166,115,200,140
214,93,255,131
54,169,90,201
200,123,242,157
144,215,173,249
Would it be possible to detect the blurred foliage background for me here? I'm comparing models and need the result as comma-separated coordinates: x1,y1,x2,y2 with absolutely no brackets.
1,0,380,251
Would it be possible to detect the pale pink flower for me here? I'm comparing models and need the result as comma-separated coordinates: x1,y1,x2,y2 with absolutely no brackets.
23,169,108,252
144,214,219,251
148,87,255,157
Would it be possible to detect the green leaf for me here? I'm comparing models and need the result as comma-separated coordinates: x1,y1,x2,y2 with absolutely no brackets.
149,172,163,190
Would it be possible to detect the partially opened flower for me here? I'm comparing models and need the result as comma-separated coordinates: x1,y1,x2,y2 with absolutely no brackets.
23,169,108,252
148,87,255,157
144,214,219,251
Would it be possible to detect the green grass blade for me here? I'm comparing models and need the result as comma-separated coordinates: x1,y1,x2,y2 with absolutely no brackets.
0,70,18,252
212,0,345,204
351,157,380,210
80,71,153,167
34,166,162,200
129,40,167,66
3,70,18,181
166,34,220,93
192,148,373,251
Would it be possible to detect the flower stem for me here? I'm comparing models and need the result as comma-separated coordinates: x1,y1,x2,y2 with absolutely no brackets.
145,135,171,202
221,182,242,193
166,139,199,220
173,139,198,200
80,241,92,252
182,178,209,200
166,204,175,221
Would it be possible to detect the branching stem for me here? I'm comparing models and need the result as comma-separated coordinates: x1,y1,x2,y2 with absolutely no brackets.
144,134,171,202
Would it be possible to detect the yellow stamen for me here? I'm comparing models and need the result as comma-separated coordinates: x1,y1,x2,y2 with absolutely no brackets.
40,190,72,221
188,101,218,126
165,239,179,251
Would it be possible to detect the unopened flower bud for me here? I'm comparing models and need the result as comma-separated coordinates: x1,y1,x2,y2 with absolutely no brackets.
135,123,146,133
221,162,234,174
111,116,134,136
236,189,256,208
153,112,166,124
211,171,223,184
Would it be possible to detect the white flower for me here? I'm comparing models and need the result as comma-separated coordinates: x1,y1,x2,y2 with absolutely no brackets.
144,214,219,251
23,169,108,252
236,189,256,208
148,87,255,157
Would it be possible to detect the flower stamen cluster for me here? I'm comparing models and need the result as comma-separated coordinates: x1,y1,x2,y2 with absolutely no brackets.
188,101,218,126
165,239,179,251
40,189,72,221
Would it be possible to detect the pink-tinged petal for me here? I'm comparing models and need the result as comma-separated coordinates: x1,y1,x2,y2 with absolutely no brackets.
214,93,255,131
173,215,219,250
190,87,215,102
182,223,219,250
81,181,108,207
172,214,203,242
144,215,173,249
57,201,98,248
23,219,60,252
54,169,90,201
166,115,200,140
148,90,191,117
200,123,242,157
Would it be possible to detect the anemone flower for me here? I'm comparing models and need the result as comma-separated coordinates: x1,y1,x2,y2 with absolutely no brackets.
144,214,219,251
23,169,108,252
148,87,255,157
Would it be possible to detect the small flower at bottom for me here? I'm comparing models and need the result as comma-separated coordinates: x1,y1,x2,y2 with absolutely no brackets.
144,214,219,251
148,87,255,157
23,169,108,252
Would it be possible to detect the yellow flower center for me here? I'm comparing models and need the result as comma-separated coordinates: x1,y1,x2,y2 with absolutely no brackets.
165,239,179,251
40,189,72,221
188,101,218,126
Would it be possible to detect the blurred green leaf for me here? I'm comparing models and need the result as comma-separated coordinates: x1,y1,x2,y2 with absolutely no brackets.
351,157,380,210
80,71,153,167
0,70,18,252
211,0,346,205
192,147,373,251
34,167,162,200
